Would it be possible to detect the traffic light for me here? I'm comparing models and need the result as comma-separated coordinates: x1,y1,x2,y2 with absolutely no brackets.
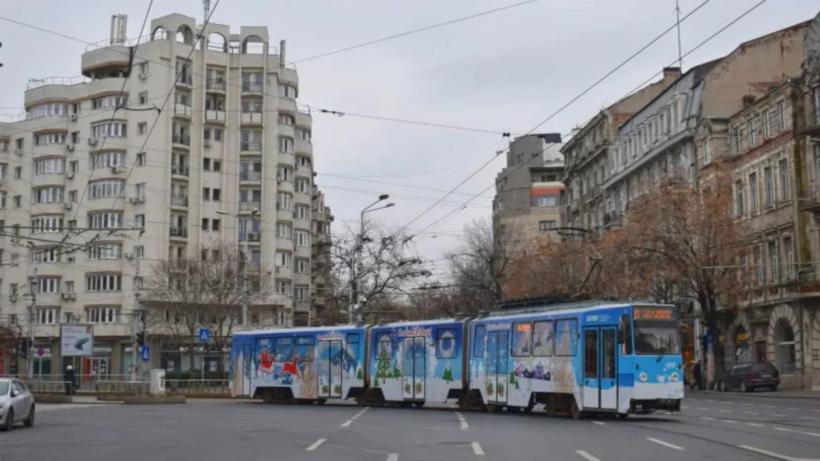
17,338,31,359
136,332,145,346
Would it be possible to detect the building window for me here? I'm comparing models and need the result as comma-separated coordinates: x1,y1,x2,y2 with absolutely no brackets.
773,319,796,374
34,132,66,146
295,230,309,247
278,192,293,210
294,285,308,301
27,103,65,119
137,122,147,135
538,220,556,231
532,195,558,207
135,245,145,259
296,177,310,193
276,222,292,239
31,216,64,233
91,95,126,110
36,308,58,325
734,179,744,217
86,306,118,324
134,214,145,230
768,240,780,283
87,243,122,260
91,151,125,169
36,277,60,293
295,204,309,220
88,212,122,229
278,136,293,153
32,247,60,263
278,113,294,125
748,172,758,214
88,179,125,199
275,251,292,268
295,258,308,274
764,166,774,208
86,273,122,292
33,186,64,204
778,158,790,201
275,279,292,295
91,120,127,138
138,91,148,105
783,236,794,280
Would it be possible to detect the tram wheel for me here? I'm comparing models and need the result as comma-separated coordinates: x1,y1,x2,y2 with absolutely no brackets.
486,404,499,413
617,413,629,420
569,399,582,420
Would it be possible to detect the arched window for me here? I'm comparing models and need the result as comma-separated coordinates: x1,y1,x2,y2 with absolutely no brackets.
152,26,167,41
242,35,266,55
208,32,227,52
773,319,795,374
176,25,194,45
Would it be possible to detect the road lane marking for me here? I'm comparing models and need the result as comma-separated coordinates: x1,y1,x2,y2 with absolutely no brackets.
647,438,684,450
306,439,326,452
340,407,368,427
744,411,758,415
738,445,800,461
455,411,469,430
592,421,605,426
696,407,708,411
681,405,688,409
723,419,737,424
747,422,765,427
773,414,787,417
718,409,732,413
701,417,716,421
774,427,793,433
471,442,485,456
576,450,600,461
386,454,399,461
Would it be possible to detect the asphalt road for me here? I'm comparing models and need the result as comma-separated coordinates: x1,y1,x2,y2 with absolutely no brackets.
1,391,819,461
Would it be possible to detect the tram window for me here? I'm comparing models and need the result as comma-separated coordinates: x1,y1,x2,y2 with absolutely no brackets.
295,336,314,361
584,330,598,378
555,319,578,356
512,322,532,356
274,337,294,361
346,333,360,361
376,334,392,359
435,328,458,359
533,320,554,356
473,325,486,358
603,331,616,379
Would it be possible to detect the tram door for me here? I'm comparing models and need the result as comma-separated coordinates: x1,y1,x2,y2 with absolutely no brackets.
401,337,425,400
582,326,617,410
485,331,509,404
317,340,343,398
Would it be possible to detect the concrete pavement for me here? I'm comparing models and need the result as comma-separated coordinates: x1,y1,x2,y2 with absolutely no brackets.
1,392,818,460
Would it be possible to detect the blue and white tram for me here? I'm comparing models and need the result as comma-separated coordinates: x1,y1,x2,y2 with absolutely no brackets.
368,319,466,405
467,302,683,417
231,326,367,403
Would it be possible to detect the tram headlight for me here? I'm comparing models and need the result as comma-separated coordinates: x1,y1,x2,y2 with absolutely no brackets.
670,372,679,382
639,372,648,383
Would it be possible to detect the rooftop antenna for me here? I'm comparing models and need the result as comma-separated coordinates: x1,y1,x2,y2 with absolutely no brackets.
203,0,211,23
675,0,683,70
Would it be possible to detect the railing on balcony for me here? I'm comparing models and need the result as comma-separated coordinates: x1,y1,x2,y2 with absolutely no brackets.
177,74,193,86
174,104,192,117
241,112,263,124
173,134,190,146
240,141,262,152
171,165,190,176
239,201,261,212
297,103,311,115
205,110,225,123
240,171,262,181
171,195,189,207
240,231,261,242
241,82,263,93
170,227,188,238
206,79,226,91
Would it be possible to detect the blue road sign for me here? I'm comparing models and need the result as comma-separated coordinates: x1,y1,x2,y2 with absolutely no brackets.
198,327,210,343
140,346,150,362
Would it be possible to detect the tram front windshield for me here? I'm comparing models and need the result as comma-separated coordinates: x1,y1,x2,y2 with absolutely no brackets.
634,321,680,355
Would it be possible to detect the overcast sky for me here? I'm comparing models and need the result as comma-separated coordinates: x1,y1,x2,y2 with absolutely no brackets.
1,0,818,278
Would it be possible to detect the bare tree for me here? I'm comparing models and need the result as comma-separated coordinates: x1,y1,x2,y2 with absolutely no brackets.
142,243,271,356
332,222,428,323
448,219,511,312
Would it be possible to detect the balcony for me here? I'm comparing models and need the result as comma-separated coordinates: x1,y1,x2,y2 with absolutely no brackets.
240,141,262,154
241,82,263,94
171,165,190,177
800,184,820,212
239,201,261,212
169,227,188,238
205,110,225,124
176,74,193,87
171,195,189,208
241,112,263,125
240,171,262,182
240,232,261,243
174,104,192,118
172,134,190,147
206,79,226,92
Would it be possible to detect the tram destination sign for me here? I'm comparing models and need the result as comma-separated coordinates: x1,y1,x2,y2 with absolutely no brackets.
632,307,674,321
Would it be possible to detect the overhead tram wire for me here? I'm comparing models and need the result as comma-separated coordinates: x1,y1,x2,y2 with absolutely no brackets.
291,0,541,64
392,0,714,236
410,0,772,239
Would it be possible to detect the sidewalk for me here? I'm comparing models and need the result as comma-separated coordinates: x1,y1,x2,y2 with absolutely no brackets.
690,389,820,400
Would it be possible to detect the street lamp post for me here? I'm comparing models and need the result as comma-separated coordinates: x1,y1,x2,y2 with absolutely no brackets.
350,195,395,324
217,208,260,328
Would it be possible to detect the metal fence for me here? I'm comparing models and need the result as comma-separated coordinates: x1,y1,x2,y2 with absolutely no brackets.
1,374,230,397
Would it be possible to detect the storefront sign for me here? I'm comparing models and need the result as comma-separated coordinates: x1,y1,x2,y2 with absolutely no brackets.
60,325,94,357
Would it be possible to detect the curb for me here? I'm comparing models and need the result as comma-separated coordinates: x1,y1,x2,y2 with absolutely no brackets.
693,390,820,400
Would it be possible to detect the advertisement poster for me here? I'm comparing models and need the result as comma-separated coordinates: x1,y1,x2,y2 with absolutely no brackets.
61,325,94,357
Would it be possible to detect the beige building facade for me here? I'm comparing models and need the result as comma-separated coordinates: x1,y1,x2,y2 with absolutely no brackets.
0,14,330,376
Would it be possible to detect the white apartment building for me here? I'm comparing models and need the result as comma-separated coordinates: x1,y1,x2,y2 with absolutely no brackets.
0,13,328,377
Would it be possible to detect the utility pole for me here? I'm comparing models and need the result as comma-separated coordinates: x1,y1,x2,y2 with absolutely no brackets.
26,267,37,379
351,195,394,324
241,235,249,327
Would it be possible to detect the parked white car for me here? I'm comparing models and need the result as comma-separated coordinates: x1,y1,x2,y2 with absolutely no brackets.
0,378,35,431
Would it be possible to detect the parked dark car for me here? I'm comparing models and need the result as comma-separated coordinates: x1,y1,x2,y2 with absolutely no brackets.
720,362,779,392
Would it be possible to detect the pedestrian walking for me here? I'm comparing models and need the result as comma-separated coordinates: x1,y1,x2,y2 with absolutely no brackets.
692,362,702,391
64,364,76,396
